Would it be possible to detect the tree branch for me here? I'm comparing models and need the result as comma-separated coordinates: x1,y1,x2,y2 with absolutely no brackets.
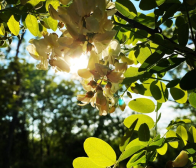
115,11,195,57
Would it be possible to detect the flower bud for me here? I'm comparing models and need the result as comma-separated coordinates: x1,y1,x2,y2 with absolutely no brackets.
105,82,112,89
58,22,64,28
131,87,139,94
86,91,94,98
172,151,188,167
127,92,132,98
88,80,97,88
109,106,116,113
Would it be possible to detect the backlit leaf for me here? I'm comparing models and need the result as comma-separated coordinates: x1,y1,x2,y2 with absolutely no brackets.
170,84,187,104
166,79,180,88
135,46,151,64
45,0,60,11
84,137,116,167
189,92,196,108
166,130,178,148
156,0,166,6
7,15,20,36
150,81,168,103
119,138,148,161
124,114,154,130
73,157,104,168
176,125,188,146
0,23,5,35
120,119,138,152
138,123,150,141
127,151,146,167
115,0,137,19
47,16,58,31
25,14,39,36
189,126,196,143
157,143,168,155
128,98,155,113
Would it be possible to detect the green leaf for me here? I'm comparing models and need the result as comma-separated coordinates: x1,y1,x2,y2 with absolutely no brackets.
178,23,189,46
164,19,173,28
128,98,155,113
73,157,104,168
170,84,187,104
149,57,185,73
189,126,196,143
84,137,116,167
28,0,45,6
158,3,181,26
120,119,138,152
175,16,185,28
156,102,162,112
127,151,146,168
138,123,150,141
139,49,165,72
156,143,168,155
180,69,196,90
150,81,168,103
47,16,58,31
166,130,179,148
139,0,157,10
124,114,154,131
124,67,144,78
115,0,137,19
25,14,40,36
0,23,5,35
189,92,196,108
135,46,151,64
119,138,148,161
45,0,60,11
7,15,20,36
156,0,166,6
166,79,180,88
176,125,188,146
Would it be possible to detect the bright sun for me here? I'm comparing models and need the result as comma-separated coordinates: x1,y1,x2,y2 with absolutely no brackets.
69,53,89,74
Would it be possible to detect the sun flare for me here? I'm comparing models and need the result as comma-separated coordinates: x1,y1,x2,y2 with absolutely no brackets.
69,53,89,74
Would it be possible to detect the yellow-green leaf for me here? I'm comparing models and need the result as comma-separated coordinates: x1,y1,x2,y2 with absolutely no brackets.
7,15,20,36
157,143,168,155
73,157,104,168
128,98,155,113
84,137,116,167
166,130,178,148
28,0,45,6
45,0,60,11
189,126,196,143
124,114,154,130
176,125,188,146
0,23,5,35
47,16,58,31
150,81,168,103
189,92,196,108
119,138,148,161
170,84,187,104
124,67,144,78
25,14,39,36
